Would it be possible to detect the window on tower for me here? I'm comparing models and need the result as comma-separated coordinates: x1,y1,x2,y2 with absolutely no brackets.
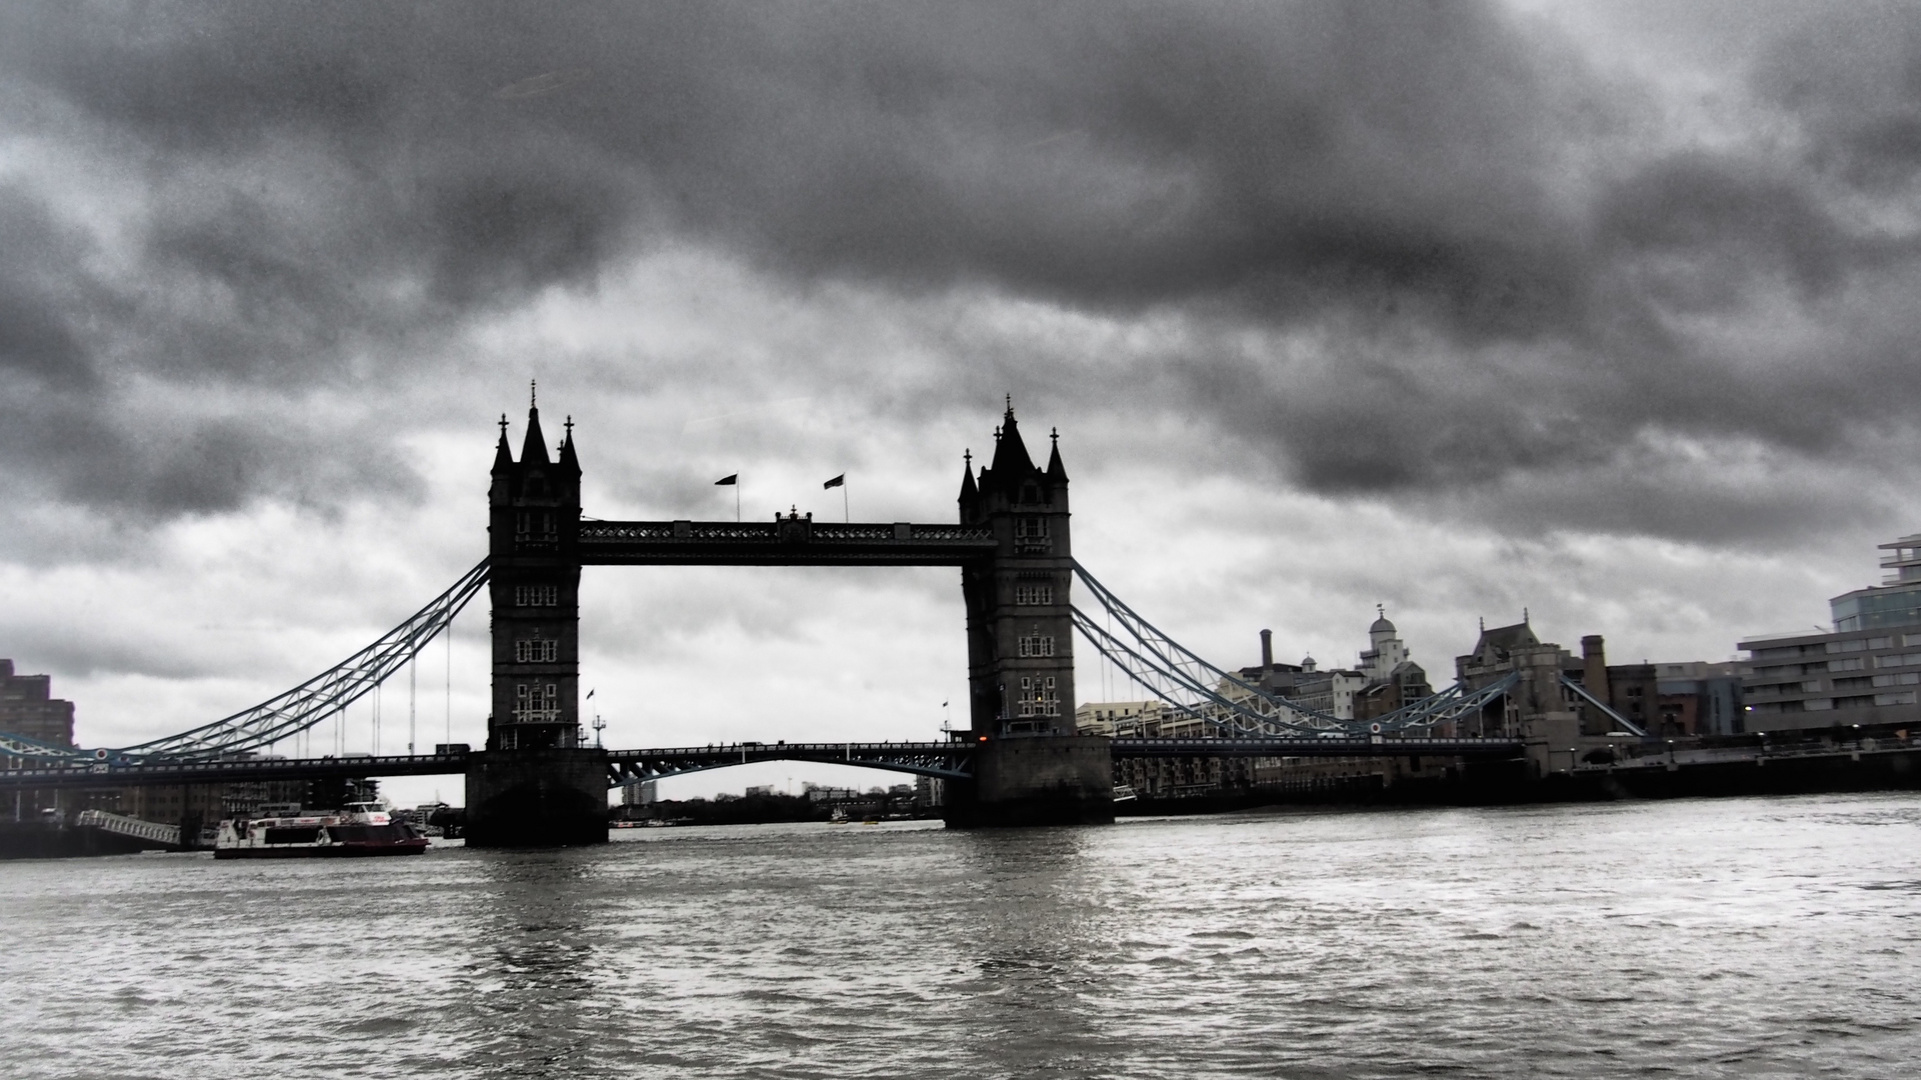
513,639,558,663
513,682,562,723
514,585,559,607
1017,635,1055,658
515,511,558,542
1015,584,1053,606
1014,516,1051,553
1016,675,1061,717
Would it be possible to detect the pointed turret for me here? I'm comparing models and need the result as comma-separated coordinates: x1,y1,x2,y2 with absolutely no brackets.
1045,426,1068,483
958,449,978,512
558,415,580,477
520,405,551,466
986,398,1036,478
492,414,513,474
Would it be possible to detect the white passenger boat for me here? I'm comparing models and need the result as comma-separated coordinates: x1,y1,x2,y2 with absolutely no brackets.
213,802,429,859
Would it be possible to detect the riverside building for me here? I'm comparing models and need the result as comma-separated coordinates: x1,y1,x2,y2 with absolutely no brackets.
1738,534,1921,731
0,659,76,748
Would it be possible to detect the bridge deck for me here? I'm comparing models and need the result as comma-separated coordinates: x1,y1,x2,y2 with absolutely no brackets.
1112,737,1526,758
0,737,1529,790
607,741,974,781
577,521,998,566
0,752,472,790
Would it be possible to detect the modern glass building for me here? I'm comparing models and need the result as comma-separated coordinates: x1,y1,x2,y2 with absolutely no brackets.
1739,535,1921,730
1831,534,1921,632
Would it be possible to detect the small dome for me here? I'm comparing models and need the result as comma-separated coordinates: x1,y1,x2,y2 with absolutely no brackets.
1370,604,1395,635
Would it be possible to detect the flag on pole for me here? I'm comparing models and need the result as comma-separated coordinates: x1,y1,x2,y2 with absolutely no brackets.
585,689,595,701
714,474,738,485
823,474,845,490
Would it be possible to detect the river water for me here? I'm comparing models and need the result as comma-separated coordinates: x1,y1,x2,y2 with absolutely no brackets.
2,794,1919,1079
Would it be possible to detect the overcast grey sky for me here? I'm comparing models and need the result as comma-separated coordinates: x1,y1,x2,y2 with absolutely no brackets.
6,1,1921,798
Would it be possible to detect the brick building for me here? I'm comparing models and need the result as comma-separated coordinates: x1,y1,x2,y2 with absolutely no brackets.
0,659,76,748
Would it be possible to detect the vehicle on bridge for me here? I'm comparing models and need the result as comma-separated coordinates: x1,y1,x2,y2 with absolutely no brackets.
213,801,428,860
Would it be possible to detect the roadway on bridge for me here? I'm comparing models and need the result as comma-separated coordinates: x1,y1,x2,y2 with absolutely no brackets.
0,737,1530,790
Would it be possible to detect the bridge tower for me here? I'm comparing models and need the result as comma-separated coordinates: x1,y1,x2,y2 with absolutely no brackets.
949,401,1112,826
467,392,607,847
960,401,1077,735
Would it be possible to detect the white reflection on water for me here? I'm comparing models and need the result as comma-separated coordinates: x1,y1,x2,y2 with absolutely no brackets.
2,794,1919,1078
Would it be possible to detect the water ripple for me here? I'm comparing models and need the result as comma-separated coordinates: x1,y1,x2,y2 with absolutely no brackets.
3,797,1920,1077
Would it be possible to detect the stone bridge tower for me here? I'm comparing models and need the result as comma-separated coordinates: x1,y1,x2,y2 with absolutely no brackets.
951,401,1110,826
960,400,1076,735
487,396,582,752
469,392,606,848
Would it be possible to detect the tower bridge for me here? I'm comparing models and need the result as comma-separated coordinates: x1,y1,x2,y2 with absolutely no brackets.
2,396,1579,844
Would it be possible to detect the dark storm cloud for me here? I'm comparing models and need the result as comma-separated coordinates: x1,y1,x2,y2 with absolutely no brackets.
2,0,1918,539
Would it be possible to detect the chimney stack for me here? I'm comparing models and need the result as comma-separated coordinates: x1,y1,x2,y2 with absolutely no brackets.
1581,634,1612,712
1260,628,1273,669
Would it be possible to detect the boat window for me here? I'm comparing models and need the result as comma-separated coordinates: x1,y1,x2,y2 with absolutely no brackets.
327,824,414,843
263,827,322,844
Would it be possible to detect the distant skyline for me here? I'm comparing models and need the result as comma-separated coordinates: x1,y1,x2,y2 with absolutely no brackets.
6,2,1921,800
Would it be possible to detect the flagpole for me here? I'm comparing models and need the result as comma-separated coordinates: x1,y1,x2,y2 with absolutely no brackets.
843,481,848,523
736,481,741,523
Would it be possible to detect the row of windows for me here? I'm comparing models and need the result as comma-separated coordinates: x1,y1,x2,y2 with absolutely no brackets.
1017,635,1056,658
1016,676,1060,718
1767,691,1919,712
1831,693,1918,708
515,511,558,541
507,684,560,718
1015,584,1053,605
1014,516,1052,553
1766,652,1921,675
1753,633,1921,661
514,683,559,710
513,639,558,663
514,585,559,607
1877,672,1921,687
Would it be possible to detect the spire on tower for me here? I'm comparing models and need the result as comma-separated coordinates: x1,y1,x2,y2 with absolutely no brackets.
492,413,513,473
987,403,1035,477
520,396,550,466
1045,426,1068,482
958,448,979,505
558,414,580,474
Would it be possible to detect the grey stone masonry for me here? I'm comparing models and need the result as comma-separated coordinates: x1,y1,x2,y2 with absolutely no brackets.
959,402,1076,736
487,400,584,752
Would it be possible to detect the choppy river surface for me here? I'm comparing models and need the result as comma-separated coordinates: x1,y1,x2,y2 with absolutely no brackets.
3,794,1920,1079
